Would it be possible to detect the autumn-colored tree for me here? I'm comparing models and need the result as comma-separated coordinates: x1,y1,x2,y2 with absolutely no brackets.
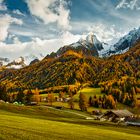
48,93,54,106
131,87,137,107
102,95,107,109
132,87,136,95
68,93,74,109
68,86,78,96
106,95,116,109
59,91,65,101
122,83,126,93
68,97,74,109
104,85,109,94
79,93,88,111
33,88,40,103
135,87,140,93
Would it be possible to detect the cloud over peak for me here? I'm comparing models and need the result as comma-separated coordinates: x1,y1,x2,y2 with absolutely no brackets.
0,0,139,61
26,0,71,30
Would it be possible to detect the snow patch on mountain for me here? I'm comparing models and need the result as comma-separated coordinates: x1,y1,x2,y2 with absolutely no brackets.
66,32,104,56
14,57,24,63
102,27,140,57
0,53,44,69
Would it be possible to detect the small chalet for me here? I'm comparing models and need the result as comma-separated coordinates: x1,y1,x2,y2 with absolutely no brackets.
100,110,133,122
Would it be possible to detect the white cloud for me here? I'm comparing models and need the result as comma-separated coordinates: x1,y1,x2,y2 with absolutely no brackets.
116,0,140,10
0,14,23,41
60,31,81,45
26,0,71,30
9,30,34,37
72,22,126,44
13,10,25,16
0,31,81,61
87,23,126,45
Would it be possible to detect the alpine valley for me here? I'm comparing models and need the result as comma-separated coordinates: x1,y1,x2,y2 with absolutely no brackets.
0,27,140,111
1,1,140,140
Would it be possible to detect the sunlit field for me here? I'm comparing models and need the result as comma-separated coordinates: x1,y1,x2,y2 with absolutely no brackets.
0,103,140,140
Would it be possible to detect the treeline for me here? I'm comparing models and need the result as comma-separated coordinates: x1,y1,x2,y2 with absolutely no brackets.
0,84,40,104
88,94,116,109
100,76,140,107
0,83,81,105
67,92,117,112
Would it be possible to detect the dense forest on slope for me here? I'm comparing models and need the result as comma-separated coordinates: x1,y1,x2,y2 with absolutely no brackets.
97,41,140,80
0,50,102,90
0,41,140,93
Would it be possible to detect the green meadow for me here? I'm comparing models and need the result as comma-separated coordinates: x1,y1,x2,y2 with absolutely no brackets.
75,87,103,99
0,103,140,140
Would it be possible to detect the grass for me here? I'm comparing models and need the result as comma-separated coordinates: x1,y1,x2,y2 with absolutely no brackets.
0,103,140,140
39,93,59,97
74,88,103,101
136,94,140,98
52,102,107,113
79,88,102,94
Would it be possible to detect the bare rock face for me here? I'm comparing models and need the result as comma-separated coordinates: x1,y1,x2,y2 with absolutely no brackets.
29,58,39,65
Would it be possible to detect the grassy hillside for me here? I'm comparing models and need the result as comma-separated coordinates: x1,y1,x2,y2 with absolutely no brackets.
0,103,140,140
78,88,103,97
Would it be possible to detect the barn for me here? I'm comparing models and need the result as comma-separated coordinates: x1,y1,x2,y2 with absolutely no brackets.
100,110,133,122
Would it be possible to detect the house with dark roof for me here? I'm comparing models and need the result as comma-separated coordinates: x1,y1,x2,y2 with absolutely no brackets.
100,110,133,123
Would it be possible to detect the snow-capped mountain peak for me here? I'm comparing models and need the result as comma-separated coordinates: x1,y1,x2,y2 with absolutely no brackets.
14,56,24,63
77,32,103,51
0,53,44,69
86,32,94,44
85,32,102,46
6,56,26,69
57,32,104,57
114,27,140,51
102,27,140,57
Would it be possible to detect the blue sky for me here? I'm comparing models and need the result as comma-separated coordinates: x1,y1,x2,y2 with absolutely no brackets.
0,0,140,60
